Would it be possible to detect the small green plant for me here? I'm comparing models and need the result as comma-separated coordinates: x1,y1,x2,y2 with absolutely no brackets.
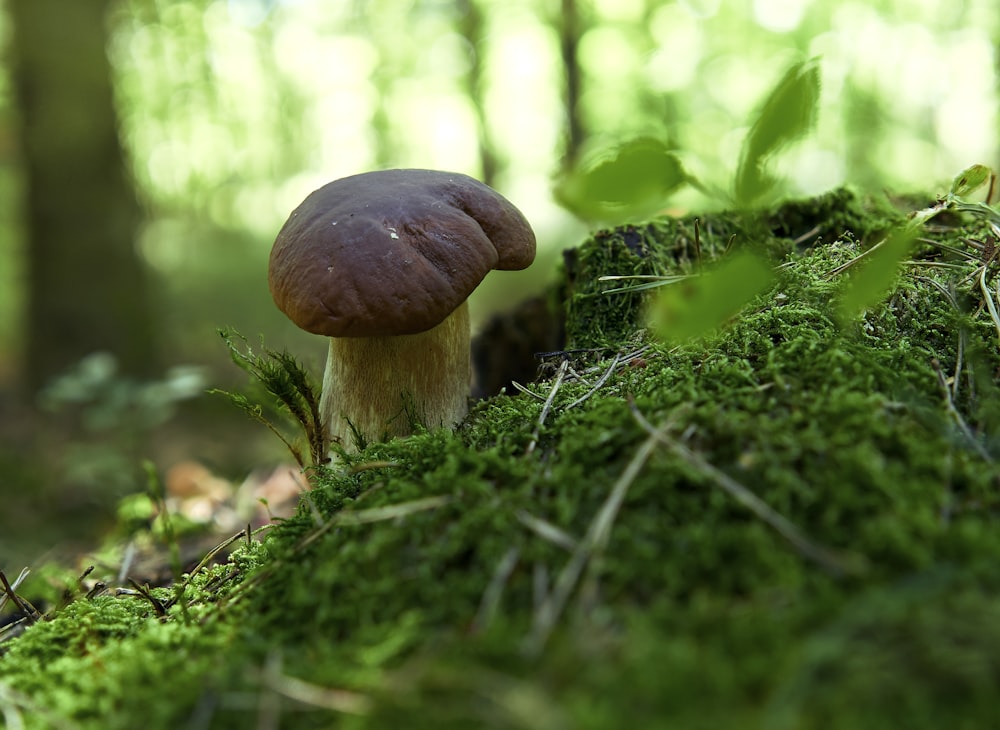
555,58,821,223
833,164,999,321
212,328,328,471
38,352,205,497
638,165,998,349
555,136,690,224
732,59,821,208
555,58,821,347
647,250,776,345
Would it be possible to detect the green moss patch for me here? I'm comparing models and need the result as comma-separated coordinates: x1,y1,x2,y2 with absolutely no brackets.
3,188,1000,728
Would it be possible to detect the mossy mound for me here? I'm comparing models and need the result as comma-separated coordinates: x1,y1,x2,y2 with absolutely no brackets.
3,188,1000,728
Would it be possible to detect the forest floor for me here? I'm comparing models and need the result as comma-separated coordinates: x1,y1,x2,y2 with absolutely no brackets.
3,187,1000,729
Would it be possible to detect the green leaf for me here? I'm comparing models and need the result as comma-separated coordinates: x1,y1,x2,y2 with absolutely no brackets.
734,58,821,207
555,137,688,223
949,164,993,198
648,251,775,345
836,226,916,322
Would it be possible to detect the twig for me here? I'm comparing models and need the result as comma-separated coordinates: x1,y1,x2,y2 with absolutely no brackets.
597,274,690,294
472,546,520,633
979,265,1000,345
931,358,993,463
516,510,579,552
0,568,29,616
259,652,372,715
532,563,548,614
791,224,822,247
124,578,166,618
171,524,275,607
565,364,591,387
917,238,981,262
0,570,40,625
565,354,621,410
953,326,965,403
324,495,453,528
619,344,654,367
630,402,865,576
824,233,892,278
347,460,400,474
525,359,570,456
525,428,660,655
117,542,136,586
914,275,960,310
509,381,547,401
534,348,611,360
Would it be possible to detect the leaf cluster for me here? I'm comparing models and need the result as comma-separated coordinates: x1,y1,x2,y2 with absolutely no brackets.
555,58,822,223
211,328,327,471
834,164,998,323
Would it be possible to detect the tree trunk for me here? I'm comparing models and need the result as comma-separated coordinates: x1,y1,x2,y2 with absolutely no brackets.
559,0,584,168
8,0,155,393
456,0,499,187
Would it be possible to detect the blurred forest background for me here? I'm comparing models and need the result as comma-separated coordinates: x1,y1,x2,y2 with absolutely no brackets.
0,0,997,565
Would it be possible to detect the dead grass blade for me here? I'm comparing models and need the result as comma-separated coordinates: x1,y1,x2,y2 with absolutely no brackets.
525,428,660,655
630,402,866,577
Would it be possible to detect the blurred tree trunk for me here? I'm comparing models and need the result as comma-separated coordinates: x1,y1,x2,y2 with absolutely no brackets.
8,0,155,393
456,0,499,187
559,0,584,168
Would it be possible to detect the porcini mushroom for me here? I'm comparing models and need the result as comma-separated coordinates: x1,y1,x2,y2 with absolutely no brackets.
268,169,536,453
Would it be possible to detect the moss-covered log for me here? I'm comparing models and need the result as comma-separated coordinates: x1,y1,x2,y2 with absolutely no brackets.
3,188,1000,729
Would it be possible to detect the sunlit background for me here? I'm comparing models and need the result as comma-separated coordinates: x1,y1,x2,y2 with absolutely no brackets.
0,0,997,562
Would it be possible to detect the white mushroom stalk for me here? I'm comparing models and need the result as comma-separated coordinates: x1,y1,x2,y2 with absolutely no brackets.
319,300,470,449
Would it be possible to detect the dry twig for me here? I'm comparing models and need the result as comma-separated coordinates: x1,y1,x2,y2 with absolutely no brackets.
931,358,993,463
0,570,40,625
525,359,570,455
525,427,661,654
472,547,521,633
257,651,372,716
629,402,865,577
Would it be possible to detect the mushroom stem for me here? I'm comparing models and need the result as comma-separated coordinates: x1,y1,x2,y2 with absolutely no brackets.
320,301,471,453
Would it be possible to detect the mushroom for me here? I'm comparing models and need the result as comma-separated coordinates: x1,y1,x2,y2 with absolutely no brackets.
268,169,536,453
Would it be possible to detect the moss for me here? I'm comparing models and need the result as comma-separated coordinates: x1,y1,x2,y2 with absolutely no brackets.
3,187,1000,728
560,186,902,350
0,545,268,728
766,185,903,244
769,572,1000,730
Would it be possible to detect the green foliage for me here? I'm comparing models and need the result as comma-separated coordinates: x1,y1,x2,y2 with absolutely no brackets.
734,58,822,207
38,353,205,432
0,542,268,729
212,328,327,470
554,137,688,224
6,189,1000,728
950,163,994,197
561,215,746,349
35,352,205,497
835,164,999,322
769,574,1000,730
649,250,776,345
835,225,918,322
556,58,822,222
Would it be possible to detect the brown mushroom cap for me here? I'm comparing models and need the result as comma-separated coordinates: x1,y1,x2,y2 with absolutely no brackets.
268,169,536,338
